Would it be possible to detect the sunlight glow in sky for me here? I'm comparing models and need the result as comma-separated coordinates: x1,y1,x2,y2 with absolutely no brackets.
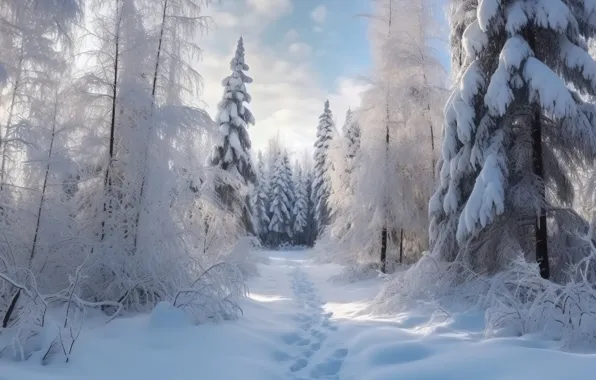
198,0,447,156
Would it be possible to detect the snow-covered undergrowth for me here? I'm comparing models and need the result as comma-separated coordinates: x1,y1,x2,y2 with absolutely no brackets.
4,249,596,380
0,238,253,363
374,248,596,349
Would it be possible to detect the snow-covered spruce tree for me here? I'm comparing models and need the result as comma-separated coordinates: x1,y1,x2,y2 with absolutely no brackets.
319,109,360,259
430,0,596,279
251,151,270,243
209,37,256,236
268,151,293,246
293,162,308,245
312,100,335,238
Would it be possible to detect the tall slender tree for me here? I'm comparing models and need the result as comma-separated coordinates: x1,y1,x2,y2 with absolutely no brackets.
209,37,256,234
252,151,270,242
312,100,335,238
268,151,293,246
292,163,308,245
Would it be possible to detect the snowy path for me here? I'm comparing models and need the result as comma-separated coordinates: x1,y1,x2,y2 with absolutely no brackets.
4,249,596,380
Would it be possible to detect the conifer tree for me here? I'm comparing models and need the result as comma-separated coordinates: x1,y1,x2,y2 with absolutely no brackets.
251,151,270,242
430,0,596,278
209,37,256,234
268,151,293,246
312,100,335,237
292,163,308,244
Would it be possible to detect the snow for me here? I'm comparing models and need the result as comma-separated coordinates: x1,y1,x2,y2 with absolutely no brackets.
5,249,596,380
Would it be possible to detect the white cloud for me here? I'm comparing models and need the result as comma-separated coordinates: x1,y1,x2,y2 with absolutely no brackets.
284,28,300,42
196,1,362,156
246,0,293,18
311,5,327,24
288,42,313,57
313,26,323,33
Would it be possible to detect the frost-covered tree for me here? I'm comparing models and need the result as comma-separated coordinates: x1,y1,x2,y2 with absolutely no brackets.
251,151,270,242
292,163,308,244
268,151,293,246
209,36,256,235
430,0,596,279
344,109,362,175
312,100,335,237
319,0,442,270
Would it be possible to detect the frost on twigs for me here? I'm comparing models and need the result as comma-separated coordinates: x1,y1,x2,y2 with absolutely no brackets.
172,261,247,324
0,258,122,363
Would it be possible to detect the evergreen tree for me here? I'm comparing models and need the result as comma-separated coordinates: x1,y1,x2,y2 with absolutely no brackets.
344,109,361,171
209,37,256,234
312,100,335,238
292,163,308,245
268,152,293,246
251,151,270,242
305,167,317,247
430,0,596,279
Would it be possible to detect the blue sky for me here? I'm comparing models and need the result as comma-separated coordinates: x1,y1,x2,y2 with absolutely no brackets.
197,0,446,155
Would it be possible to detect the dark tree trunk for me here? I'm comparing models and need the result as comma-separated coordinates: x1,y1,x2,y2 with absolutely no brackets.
532,108,549,279
527,28,549,279
2,289,20,328
380,227,387,273
102,4,121,241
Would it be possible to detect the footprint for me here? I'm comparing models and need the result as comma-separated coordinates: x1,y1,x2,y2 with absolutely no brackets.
297,338,311,346
302,348,315,358
281,332,302,345
310,358,343,377
310,341,321,351
290,358,308,372
300,321,313,330
271,350,292,362
333,348,348,359
310,330,326,340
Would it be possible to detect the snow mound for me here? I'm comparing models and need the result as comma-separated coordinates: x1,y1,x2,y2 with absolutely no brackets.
148,301,191,329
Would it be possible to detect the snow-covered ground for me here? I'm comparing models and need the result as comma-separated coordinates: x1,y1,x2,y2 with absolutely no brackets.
3,249,596,380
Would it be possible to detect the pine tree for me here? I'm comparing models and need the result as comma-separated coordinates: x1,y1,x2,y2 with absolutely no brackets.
312,100,335,237
268,152,293,246
292,163,308,245
209,36,256,234
305,167,317,247
251,151,270,242
430,0,596,279
343,109,361,175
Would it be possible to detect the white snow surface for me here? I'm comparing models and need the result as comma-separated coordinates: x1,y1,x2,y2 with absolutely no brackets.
3,249,596,380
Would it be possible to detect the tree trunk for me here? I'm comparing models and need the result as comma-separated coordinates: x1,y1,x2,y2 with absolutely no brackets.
380,226,387,273
132,0,168,252
101,2,121,241
30,87,59,267
527,28,549,279
0,42,24,192
399,227,404,264
532,108,549,279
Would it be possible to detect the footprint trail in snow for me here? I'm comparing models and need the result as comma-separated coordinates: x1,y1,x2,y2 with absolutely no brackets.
281,266,348,380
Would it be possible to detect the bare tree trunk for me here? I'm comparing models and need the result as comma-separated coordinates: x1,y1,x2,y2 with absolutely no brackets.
0,41,24,192
132,0,168,252
101,1,122,241
30,87,59,267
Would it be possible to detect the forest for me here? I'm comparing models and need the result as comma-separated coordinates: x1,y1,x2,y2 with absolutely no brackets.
3,0,596,375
